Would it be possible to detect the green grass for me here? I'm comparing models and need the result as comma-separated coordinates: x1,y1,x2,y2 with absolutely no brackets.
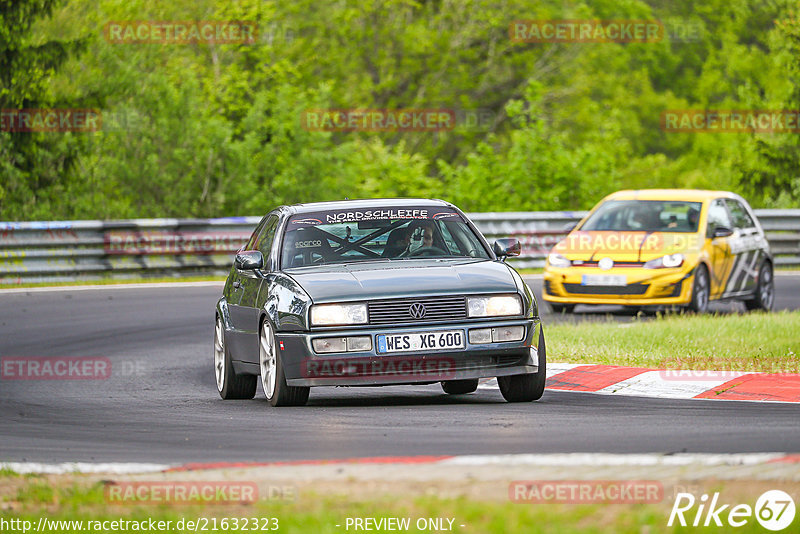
547,311,800,373
0,477,778,534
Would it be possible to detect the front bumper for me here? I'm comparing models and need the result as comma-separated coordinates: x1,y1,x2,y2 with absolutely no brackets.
542,266,695,306
277,319,540,387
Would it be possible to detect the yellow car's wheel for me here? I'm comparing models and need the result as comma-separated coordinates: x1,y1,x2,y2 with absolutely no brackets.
745,262,775,312
688,265,710,314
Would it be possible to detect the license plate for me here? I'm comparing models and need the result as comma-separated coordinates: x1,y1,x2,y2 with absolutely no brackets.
376,330,465,353
582,274,627,286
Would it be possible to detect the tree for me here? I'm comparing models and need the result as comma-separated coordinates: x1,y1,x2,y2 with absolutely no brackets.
0,0,91,219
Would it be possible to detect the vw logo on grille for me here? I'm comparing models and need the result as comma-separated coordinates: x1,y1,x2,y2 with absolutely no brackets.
598,257,614,271
408,302,427,319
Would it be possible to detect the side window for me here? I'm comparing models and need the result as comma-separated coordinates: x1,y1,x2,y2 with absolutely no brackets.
725,199,755,229
706,199,732,236
244,217,268,250
255,215,279,257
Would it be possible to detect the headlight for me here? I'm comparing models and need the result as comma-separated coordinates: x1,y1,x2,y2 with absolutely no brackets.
547,253,571,268
310,303,368,326
467,294,523,317
644,253,684,269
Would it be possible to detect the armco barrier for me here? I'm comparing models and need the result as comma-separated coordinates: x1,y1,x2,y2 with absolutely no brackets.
0,210,797,284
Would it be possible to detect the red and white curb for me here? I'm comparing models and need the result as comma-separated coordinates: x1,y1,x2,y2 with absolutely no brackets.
479,363,800,403
3,453,799,474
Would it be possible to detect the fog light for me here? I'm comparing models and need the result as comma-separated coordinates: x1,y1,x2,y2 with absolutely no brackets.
492,326,525,342
346,336,372,352
469,328,492,344
312,337,347,353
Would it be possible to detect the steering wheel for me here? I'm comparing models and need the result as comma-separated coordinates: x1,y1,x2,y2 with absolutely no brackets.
409,246,447,257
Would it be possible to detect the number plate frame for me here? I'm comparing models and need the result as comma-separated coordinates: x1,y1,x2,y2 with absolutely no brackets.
581,274,627,286
376,330,465,354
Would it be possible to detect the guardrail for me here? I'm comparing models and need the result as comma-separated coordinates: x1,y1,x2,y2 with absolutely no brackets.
1,210,798,284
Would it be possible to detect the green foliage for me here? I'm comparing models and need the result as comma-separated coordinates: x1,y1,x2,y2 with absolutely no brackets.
2,0,800,220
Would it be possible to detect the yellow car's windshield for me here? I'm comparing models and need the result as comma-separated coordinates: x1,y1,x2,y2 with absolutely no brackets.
580,200,702,233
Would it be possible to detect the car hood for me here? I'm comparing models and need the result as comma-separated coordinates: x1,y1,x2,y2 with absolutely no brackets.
552,230,703,262
285,259,518,303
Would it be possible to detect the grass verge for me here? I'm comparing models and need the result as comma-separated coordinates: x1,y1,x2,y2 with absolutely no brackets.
547,310,800,373
0,475,784,534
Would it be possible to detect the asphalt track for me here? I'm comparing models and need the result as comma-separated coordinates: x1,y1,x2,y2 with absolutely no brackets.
0,275,798,464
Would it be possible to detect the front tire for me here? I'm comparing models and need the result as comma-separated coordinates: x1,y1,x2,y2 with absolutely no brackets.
214,316,256,400
744,262,775,311
259,319,309,407
688,265,710,314
497,326,547,402
441,379,479,395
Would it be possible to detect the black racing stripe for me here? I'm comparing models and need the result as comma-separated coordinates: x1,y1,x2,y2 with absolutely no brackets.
721,253,743,296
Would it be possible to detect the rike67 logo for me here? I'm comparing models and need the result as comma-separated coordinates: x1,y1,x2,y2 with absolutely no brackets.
669,490,795,531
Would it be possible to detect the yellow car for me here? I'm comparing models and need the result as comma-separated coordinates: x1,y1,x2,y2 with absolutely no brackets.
542,189,775,313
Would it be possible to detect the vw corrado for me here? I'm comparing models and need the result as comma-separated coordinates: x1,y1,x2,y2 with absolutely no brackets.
543,189,774,313
214,199,545,406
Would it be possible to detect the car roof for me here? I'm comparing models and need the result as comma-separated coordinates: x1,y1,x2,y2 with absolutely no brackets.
602,189,738,202
283,198,453,215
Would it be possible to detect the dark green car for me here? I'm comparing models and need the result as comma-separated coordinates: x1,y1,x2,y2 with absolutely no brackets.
214,199,546,406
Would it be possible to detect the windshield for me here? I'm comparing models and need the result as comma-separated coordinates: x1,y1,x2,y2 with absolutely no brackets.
281,206,490,268
580,200,702,233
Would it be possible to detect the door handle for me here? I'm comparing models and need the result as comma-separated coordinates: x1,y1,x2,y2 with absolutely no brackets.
233,281,241,289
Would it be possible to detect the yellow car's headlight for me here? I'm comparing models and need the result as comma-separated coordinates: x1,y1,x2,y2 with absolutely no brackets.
547,253,572,268
310,303,368,326
644,253,684,269
467,294,523,317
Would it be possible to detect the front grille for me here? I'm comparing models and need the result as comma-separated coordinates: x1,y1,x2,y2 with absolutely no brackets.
575,261,645,268
563,283,649,295
368,296,467,325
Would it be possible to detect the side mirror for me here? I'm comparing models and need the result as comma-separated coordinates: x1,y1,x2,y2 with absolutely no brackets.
493,238,521,259
234,250,264,271
712,226,733,238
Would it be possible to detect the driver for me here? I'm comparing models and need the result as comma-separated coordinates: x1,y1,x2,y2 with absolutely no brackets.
402,221,435,256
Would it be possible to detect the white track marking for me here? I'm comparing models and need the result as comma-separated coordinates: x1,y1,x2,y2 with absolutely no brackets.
0,462,170,474
439,453,786,467
596,370,752,399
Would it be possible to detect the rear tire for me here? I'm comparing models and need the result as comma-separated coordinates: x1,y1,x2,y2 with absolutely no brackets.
498,326,547,402
744,262,775,311
688,265,710,314
441,379,479,395
215,316,256,400
260,319,309,407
